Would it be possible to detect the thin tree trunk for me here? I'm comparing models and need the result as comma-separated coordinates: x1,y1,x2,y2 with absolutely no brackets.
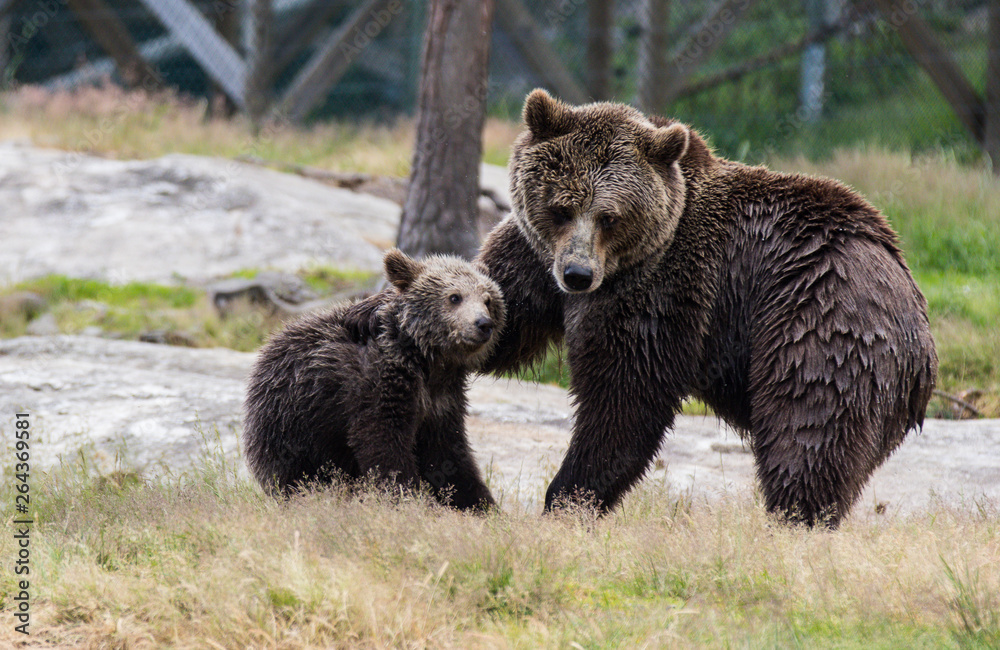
587,0,612,101
210,0,240,118
397,0,494,260
798,0,828,123
872,0,984,143
986,0,1000,174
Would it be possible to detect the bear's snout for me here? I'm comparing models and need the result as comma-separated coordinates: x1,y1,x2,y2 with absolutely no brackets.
474,315,494,341
551,213,606,293
562,264,593,292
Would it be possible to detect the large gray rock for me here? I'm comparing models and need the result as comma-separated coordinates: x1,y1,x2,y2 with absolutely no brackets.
2,335,998,515
0,141,400,284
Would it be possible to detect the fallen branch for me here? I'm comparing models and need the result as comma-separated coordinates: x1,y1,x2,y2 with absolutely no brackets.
236,155,376,188
932,389,984,419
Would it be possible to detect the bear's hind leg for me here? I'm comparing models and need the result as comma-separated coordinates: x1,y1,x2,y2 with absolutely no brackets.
750,337,883,528
749,240,933,527
752,413,876,528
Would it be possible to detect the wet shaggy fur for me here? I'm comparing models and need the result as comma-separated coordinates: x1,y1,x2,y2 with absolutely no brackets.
243,249,505,511
478,89,937,527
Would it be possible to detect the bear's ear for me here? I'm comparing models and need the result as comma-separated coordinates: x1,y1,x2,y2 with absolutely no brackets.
523,88,577,140
383,248,422,292
642,123,689,166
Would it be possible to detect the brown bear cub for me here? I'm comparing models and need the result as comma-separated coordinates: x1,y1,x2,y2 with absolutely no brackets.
477,89,937,527
243,249,505,511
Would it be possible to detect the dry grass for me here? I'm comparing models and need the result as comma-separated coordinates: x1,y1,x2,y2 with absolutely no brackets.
0,83,521,175
1,447,998,648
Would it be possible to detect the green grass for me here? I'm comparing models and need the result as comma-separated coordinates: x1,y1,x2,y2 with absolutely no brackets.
917,272,1000,331
20,275,198,309
0,270,376,351
298,264,380,296
1,449,997,648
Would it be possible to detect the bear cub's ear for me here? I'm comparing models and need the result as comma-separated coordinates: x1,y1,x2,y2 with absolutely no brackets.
643,123,689,166
384,248,423,292
523,88,577,141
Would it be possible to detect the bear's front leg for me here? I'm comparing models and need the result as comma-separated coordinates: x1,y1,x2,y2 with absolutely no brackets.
545,322,685,512
416,392,495,512
544,398,677,512
476,216,565,375
347,360,422,490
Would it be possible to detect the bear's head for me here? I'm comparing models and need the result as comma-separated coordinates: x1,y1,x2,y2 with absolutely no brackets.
509,89,690,293
383,249,506,367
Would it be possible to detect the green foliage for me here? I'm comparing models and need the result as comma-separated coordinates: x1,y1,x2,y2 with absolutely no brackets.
16,275,197,309
638,2,985,161
917,272,1000,330
298,264,379,295
513,344,569,387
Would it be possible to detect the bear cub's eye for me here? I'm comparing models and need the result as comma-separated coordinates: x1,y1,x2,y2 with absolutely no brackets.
549,206,573,226
599,212,618,230
449,293,462,305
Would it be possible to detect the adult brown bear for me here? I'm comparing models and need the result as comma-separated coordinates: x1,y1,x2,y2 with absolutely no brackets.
477,89,937,527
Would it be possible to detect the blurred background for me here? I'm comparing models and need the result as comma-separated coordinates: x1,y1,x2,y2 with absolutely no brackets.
1,0,996,161
0,0,997,417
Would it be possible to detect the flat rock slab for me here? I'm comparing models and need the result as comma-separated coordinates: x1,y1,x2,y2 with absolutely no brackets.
3,335,998,517
0,141,400,284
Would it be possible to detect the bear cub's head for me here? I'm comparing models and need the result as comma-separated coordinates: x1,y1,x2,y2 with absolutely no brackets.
510,89,691,294
383,249,506,367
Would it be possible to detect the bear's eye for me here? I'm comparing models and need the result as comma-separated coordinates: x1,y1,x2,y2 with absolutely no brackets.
449,293,462,305
549,206,573,226
599,212,618,230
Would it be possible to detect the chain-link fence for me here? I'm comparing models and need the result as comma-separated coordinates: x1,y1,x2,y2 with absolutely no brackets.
0,0,993,159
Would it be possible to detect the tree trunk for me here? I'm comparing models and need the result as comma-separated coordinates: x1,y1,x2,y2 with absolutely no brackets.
246,0,273,131
986,0,1000,175
872,0,984,143
798,0,828,123
397,0,494,260
637,0,670,114
587,0,612,101
210,0,240,118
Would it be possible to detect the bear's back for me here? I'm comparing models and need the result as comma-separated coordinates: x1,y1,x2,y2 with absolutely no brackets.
243,295,393,491
693,162,935,435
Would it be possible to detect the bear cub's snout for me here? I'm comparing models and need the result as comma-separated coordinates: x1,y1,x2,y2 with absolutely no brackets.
474,315,494,340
